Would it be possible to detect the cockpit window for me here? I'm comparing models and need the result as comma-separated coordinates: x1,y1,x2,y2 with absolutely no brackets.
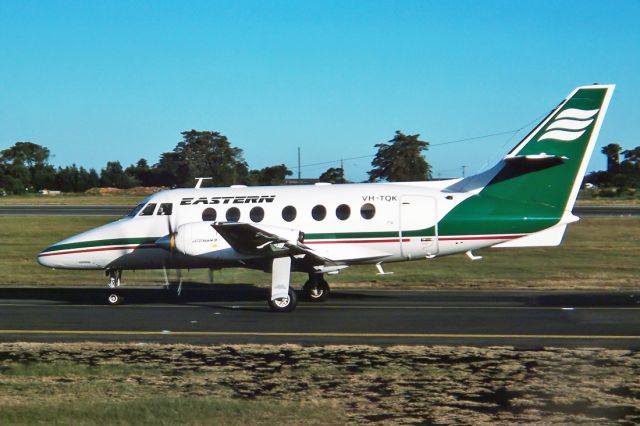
157,203,173,216
139,203,157,216
127,203,145,217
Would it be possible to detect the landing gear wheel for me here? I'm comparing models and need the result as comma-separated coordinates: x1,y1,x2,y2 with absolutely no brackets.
107,293,123,305
107,270,122,289
268,288,298,313
303,279,330,302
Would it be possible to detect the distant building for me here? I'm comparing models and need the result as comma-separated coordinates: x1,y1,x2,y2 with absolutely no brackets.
285,178,322,185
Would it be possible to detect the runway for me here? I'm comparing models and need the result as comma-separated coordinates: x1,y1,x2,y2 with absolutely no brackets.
1,205,639,216
1,286,639,348
0,205,131,216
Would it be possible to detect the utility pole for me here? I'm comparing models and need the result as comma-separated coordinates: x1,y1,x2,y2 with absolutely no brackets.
297,147,301,184
462,165,467,178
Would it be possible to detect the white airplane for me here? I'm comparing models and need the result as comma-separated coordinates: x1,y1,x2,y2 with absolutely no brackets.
38,84,614,312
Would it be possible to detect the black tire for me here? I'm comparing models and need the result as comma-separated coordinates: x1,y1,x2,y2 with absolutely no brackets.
107,293,123,305
302,279,330,302
268,288,298,313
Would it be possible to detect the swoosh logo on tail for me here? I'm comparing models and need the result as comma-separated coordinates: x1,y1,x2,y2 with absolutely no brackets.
538,108,599,142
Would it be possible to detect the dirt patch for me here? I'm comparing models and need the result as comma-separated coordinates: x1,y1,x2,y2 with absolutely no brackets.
0,343,639,424
84,187,164,196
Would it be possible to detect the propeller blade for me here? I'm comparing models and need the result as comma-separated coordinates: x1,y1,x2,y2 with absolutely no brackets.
176,268,183,296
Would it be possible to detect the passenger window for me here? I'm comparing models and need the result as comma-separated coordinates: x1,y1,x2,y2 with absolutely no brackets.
127,203,145,217
139,203,157,216
226,207,240,222
312,205,326,221
250,207,264,223
157,203,173,216
202,208,217,221
282,206,297,222
336,204,350,221
360,203,376,220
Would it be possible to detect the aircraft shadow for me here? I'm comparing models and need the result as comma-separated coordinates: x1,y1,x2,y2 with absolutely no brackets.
0,283,389,305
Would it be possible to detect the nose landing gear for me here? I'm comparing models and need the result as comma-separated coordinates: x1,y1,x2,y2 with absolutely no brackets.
106,269,124,305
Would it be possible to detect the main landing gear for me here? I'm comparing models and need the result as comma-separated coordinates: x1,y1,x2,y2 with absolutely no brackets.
106,269,123,305
268,273,331,313
268,288,298,313
302,273,330,302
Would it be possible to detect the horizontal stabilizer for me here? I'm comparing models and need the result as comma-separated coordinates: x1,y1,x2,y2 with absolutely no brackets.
493,211,579,248
503,153,568,166
493,224,568,248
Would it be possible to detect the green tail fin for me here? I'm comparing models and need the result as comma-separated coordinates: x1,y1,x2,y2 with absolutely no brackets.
490,84,615,211
440,85,614,237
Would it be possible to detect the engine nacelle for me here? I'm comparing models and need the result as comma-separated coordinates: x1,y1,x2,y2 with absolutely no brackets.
173,222,235,259
158,221,304,260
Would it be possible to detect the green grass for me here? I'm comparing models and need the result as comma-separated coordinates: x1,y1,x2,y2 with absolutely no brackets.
0,396,340,425
1,215,639,289
0,362,156,377
0,359,343,425
0,193,141,206
576,189,640,206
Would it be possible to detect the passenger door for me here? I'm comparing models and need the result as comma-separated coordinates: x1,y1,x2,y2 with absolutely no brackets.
399,195,438,259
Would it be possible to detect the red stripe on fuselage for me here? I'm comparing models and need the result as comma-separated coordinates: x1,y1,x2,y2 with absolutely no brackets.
38,244,157,258
305,235,524,245
438,234,524,241
305,238,410,245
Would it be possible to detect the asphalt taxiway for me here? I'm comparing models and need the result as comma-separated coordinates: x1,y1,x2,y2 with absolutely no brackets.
0,286,639,348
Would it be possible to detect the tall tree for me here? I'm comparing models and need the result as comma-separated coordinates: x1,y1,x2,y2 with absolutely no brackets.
367,131,431,182
154,130,249,187
601,143,622,173
0,142,52,193
249,164,292,186
100,161,137,188
126,159,153,186
621,146,640,188
319,167,346,184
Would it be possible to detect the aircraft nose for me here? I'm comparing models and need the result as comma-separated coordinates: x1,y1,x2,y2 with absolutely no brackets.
37,245,61,268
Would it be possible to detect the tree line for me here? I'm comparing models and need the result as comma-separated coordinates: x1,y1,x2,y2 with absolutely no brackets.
585,143,640,195
0,130,432,194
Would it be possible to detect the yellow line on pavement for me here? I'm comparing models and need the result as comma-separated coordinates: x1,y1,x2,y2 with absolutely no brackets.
0,330,638,340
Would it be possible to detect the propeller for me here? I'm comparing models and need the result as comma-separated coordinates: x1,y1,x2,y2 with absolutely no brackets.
156,213,177,251
157,205,184,295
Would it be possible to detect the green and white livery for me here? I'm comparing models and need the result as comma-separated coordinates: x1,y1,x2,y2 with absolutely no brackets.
38,85,615,311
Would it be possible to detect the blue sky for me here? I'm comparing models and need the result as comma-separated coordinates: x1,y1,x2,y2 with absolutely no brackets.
1,1,638,182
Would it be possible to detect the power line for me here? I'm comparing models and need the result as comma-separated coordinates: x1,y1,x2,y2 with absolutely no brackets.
288,111,551,172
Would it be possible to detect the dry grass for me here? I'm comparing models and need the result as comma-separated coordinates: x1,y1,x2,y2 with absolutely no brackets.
0,342,638,424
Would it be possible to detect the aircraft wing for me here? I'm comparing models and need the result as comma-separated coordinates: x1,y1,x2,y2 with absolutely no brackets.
211,222,336,266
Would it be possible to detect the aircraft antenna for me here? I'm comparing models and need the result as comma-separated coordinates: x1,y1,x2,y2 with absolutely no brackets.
194,177,212,189
297,147,301,184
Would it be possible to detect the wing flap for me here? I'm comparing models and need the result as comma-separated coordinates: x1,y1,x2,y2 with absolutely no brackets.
212,222,335,266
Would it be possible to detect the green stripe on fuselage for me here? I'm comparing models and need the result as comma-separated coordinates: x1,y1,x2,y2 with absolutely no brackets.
42,237,160,253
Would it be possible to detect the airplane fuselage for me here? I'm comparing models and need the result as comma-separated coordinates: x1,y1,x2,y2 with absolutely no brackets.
37,179,518,272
